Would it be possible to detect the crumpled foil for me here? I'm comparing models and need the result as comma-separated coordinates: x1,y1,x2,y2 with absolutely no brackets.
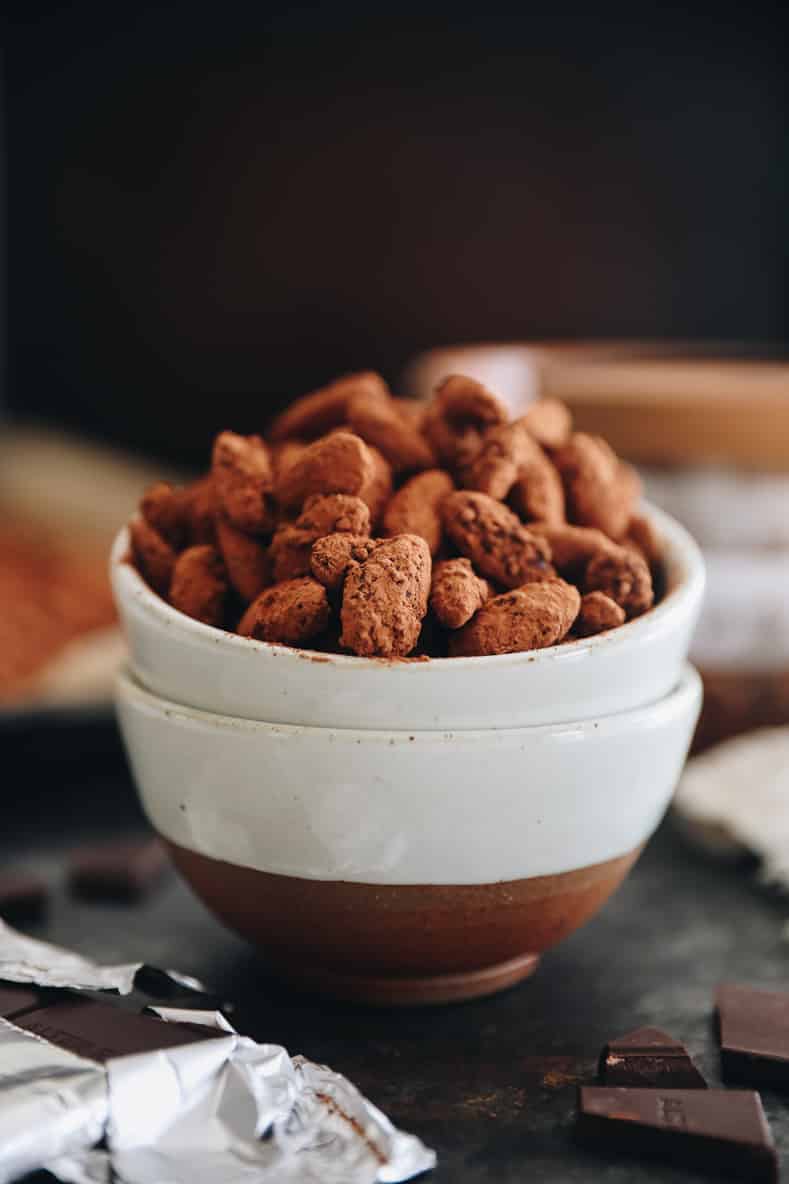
0,919,139,993
0,1019,108,1184
0,919,213,999
0,923,436,1184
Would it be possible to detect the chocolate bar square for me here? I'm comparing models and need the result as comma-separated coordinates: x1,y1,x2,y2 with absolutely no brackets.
599,1025,707,1088
578,1086,777,1182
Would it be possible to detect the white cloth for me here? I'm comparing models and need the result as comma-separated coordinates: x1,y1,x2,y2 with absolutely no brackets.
673,727,789,885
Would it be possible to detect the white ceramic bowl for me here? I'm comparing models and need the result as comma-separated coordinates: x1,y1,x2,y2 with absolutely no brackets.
116,664,702,1004
110,503,704,731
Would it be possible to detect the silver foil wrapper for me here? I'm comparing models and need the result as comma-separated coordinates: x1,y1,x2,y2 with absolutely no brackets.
0,919,214,998
0,1019,108,1184
0,919,139,993
0,923,435,1183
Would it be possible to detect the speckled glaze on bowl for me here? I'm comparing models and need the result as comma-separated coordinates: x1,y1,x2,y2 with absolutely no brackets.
116,665,702,1004
110,502,704,732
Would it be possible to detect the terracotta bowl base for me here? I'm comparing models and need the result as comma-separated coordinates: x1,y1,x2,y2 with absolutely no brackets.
166,841,640,1005
270,951,541,1006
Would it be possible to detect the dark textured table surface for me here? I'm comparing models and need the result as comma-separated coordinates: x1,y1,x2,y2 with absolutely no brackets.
6,718,789,1183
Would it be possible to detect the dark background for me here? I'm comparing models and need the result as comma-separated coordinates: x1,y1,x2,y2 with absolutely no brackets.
6,1,789,466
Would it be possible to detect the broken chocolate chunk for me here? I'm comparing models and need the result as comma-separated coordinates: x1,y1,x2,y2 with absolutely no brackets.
0,983,46,1020
717,982,789,1087
67,838,170,903
0,873,48,925
16,995,221,1062
599,1025,707,1088
577,1086,777,1182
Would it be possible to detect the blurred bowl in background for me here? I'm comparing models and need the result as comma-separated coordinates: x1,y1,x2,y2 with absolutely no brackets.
404,340,789,467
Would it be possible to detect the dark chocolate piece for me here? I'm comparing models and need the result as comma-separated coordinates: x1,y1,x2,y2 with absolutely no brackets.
67,838,170,902
16,995,220,1062
717,982,789,1087
134,964,209,1000
599,1025,707,1088
134,963,233,1013
577,1086,777,1182
0,983,47,1020
0,873,48,924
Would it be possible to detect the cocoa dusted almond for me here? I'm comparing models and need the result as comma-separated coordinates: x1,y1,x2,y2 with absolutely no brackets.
276,431,375,512
449,579,580,657
241,577,330,645
442,491,555,588
340,534,431,657
129,518,176,597
170,545,228,627
212,431,275,535
430,558,490,630
268,371,389,441
383,469,454,556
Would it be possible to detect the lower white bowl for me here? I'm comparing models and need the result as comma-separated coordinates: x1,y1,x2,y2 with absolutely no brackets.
116,664,701,1004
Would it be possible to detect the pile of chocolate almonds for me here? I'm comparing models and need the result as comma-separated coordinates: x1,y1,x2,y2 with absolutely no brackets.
130,372,660,658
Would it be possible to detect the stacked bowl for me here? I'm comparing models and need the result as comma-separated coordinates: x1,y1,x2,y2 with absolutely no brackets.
112,502,704,1005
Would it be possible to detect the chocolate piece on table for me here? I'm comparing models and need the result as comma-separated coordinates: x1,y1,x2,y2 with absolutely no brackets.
0,873,48,924
16,995,221,1062
134,964,233,1014
599,1025,707,1088
0,983,46,1020
717,982,789,1087
577,1086,777,1182
67,838,170,902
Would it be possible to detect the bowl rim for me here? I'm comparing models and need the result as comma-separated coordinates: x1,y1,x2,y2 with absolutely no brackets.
111,500,704,673
116,661,702,740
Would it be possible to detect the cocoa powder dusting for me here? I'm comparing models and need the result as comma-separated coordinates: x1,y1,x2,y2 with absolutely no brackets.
211,431,275,535
430,558,490,630
246,577,330,645
269,494,370,581
340,535,431,657
423,374,508,468
130,518,176,597
509,451,566,525
585,546,654,618
276,431,375,511
170,545,228,627
518,397,572,449
347,389,435,472
449,579,581,657
383,469,454,555
182,475,219,544
460,420,537,501
268,371,389,442
215,515,271,602
310,533,381,593
529,522,614,579
626,512,663,566
576,590,626,636
442,491,555,589
554,433,638,540
140,481,187,549
358,444,393,527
